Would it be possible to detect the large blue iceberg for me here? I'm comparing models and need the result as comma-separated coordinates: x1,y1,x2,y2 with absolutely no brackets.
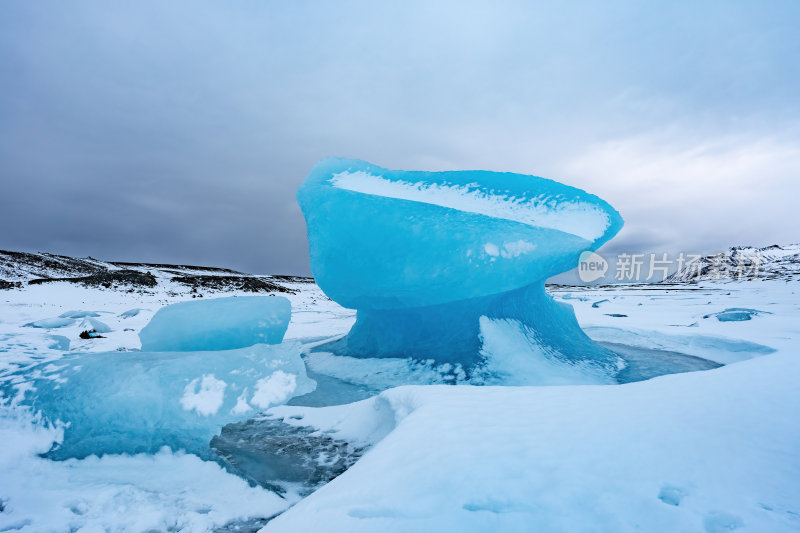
298,158,625,377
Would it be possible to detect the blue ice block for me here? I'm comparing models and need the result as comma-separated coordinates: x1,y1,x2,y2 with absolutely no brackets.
297,158,625,377
139,296,291,352
2,343,315,459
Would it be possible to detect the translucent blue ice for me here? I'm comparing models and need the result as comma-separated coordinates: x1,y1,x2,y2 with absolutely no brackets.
298,158,625,378
1,343,315,459
139,296,291,352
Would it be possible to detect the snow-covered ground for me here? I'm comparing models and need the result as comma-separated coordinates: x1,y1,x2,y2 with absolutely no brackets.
1,276,798,532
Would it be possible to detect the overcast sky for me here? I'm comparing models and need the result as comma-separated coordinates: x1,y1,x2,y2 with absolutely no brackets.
1,1,798,275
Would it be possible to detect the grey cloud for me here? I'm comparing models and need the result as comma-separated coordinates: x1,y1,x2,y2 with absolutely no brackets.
1,1,798,274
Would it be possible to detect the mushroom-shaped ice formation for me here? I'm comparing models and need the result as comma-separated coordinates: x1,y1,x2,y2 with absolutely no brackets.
298,158,625,379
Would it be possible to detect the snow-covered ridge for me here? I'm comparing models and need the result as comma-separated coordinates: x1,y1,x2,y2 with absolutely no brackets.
0,249,310,293
666,243,800,282
329,170,611,242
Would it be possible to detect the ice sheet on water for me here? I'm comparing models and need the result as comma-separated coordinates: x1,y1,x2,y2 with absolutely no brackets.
139,296,291,351
119,307,144,318
299,324,752,393
304,351,469,390
298,158,624,378
0,405,288,532
703,308,771,322
600,342,722,383
0,342,316,459
585,326,776,365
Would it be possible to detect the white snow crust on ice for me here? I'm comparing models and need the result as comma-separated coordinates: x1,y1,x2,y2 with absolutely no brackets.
251,370,298,408
329,170,611,241
180,374,228,416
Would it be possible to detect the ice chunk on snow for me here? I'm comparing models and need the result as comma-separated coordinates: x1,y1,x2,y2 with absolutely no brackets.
139,295,290,351
1,343,315,459
59,310,101,318
119,308,144,318
298,158,624,375
23,317,75,329
79,317,111,333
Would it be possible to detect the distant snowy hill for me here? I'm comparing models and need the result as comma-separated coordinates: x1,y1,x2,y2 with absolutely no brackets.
5,245,798,292
0,249,311,293
666,244,800,283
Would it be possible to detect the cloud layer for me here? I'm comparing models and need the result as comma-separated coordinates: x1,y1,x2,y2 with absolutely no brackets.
1,1,798,274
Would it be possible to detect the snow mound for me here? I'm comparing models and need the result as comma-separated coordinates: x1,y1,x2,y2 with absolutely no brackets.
261,352,800,533
139,295,291,351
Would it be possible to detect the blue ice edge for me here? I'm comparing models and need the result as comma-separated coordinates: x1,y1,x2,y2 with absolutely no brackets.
0,296,316,460
298,158,626,379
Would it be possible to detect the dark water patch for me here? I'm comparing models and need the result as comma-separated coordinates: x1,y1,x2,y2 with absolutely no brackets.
211,415,367,496
213,515,276,533
600,342,722,383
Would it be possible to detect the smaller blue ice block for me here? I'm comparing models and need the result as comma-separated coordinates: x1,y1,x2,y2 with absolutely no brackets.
1,343,315,459
139,296,291,351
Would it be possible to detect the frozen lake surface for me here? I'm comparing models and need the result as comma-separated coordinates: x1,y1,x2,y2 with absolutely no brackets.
0,276,798,532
